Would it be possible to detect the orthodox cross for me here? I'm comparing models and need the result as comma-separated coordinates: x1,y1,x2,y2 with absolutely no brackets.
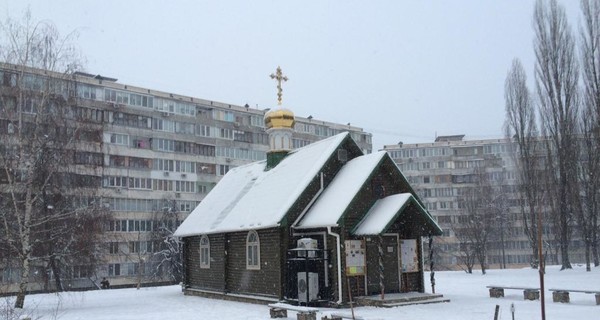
270,66,288,106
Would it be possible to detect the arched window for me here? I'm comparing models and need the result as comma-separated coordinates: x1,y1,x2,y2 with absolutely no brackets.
246,231,260,270
200,235,210,269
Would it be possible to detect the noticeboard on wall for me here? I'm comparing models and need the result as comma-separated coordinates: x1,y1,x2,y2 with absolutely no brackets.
400,239,419,273
345,240,366,276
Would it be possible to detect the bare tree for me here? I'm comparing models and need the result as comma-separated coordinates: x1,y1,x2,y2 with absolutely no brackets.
108,198,183,288
0,10,106,308
504,58,545,268
534,0,580,270
34,194,109,292
579,0,600,269
150,200,183,283
453,168,498,274
453,236,476,274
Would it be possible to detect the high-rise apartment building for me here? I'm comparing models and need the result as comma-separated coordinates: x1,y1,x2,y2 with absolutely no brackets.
0,62,372,292
383,135,584,269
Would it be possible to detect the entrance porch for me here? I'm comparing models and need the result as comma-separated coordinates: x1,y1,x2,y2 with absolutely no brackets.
354,292,450,308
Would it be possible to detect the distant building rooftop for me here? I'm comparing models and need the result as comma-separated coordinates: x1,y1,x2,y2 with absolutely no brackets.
74,71,118,82
434,134,465,142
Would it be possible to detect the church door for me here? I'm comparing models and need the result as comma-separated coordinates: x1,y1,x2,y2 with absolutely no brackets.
366,235,400,295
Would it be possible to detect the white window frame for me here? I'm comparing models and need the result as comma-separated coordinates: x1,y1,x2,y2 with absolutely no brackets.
200,235,210,269
246,231,260,270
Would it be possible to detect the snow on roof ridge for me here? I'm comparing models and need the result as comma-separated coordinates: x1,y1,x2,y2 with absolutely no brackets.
352,193,413,235
174,132,350,237
288,131,349,154
296,151,387,229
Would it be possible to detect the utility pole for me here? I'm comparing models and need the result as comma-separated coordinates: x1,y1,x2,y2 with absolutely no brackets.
500,218,506,269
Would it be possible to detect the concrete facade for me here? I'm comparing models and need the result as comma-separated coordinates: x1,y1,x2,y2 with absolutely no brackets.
382,135,586,270
0,63,372,292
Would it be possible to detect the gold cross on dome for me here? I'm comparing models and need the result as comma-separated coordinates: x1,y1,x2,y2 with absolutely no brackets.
270,66,288,106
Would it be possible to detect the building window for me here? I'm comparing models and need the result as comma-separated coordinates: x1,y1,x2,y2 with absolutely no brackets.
110,133,129,146
217,164,230,176
108,263,121,276
246,231,260,270
109,242,119,254
72,265,92,279
200,235,210,269
129,241,140,253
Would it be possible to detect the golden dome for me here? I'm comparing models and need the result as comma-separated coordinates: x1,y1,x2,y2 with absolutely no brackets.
264,108,295,129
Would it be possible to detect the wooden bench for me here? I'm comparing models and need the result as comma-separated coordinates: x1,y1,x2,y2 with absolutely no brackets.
549,288,600,305
321,313,365,320
324,313,365,320
486,285,540,300
268,303,319,320
323,313,385,320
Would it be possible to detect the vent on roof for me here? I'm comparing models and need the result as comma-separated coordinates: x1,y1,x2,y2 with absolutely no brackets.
338,149,348,163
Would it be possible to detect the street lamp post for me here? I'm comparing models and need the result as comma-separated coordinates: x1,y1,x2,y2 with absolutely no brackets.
499,216,505,269
491,194,508,269
499,209,507,269
537,201,545,320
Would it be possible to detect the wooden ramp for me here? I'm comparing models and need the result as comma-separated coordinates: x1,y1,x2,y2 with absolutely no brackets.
354,292,450,308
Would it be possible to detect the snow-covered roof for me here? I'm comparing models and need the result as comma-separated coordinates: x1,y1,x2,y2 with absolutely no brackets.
174,132,349,237
295,151,387,229
352,193,414,235
353,192,441,236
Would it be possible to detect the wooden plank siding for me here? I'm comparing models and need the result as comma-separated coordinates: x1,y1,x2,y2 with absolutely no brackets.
225,228,283,298
184,235,226,291
184,229,283,298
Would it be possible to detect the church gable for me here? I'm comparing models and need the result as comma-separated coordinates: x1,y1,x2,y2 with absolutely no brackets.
296,151,440,235
378,155,427,208
174,132,359,237
280,134,364,228
340,154,405,230
342,154,438,233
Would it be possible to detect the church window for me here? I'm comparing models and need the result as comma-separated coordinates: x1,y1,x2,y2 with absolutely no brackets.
371,177,386,198
246,231,260,270
200,235,210,269
374,185,386,198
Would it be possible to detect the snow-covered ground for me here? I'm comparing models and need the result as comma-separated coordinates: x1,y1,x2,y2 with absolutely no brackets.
6,265,599,320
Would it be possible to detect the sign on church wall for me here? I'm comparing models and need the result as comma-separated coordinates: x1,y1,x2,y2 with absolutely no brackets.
400,239,419,273
345,240,366,276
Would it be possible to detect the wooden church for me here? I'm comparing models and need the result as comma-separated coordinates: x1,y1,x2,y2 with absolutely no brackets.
174,70,442,306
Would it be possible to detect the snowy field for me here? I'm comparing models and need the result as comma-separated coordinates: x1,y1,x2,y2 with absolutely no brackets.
6,265,599,320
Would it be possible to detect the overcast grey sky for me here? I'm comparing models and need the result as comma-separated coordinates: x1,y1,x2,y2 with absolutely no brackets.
2,0,581,150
